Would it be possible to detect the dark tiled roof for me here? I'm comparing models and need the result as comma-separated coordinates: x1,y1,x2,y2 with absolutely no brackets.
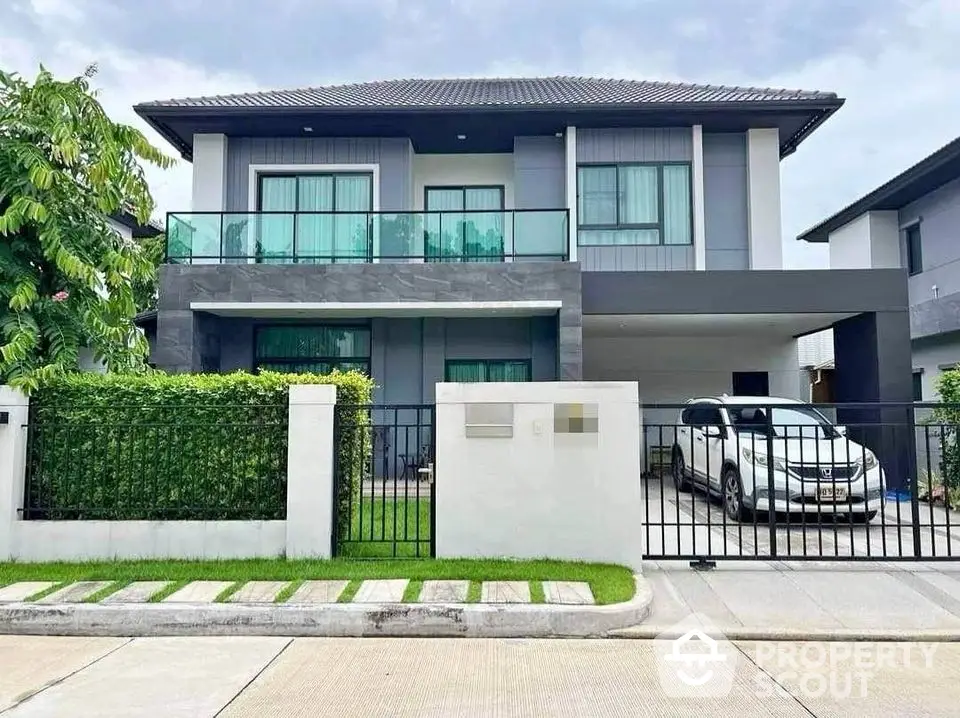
138,76,838,110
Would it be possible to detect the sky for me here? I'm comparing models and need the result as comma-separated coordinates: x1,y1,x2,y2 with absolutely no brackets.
2,0,959,268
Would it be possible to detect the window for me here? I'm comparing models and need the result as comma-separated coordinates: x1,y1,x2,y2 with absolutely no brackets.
255,173,373,263
732,372,770,397
577,163,692,246
445,360,531,382
680,404,724,428
913,371,923,402
906,224,922,276
255,325,370,374
425,186,505,262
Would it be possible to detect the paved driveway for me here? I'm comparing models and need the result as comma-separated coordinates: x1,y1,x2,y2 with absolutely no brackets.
1,635,958,716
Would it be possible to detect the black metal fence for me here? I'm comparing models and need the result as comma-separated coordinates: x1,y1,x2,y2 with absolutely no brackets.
23,405,288,521
641,401,960,563
332,404,435,558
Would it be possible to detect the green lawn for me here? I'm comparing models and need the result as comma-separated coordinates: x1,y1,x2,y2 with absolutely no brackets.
0,558,636,605
339,497,431,558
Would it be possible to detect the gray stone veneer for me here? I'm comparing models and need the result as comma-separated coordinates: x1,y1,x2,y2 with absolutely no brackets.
155,262,582,380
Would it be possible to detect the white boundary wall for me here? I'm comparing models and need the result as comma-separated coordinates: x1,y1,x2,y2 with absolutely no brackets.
435,381,644,570
0,384,334,562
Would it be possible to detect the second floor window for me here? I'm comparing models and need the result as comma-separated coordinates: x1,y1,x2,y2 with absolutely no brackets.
906,224,922,276
577,163,692,246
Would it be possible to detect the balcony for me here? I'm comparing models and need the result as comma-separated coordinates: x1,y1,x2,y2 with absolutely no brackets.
164,210,569,264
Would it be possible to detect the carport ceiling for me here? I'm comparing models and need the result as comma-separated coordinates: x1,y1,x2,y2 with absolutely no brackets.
583,312,858,338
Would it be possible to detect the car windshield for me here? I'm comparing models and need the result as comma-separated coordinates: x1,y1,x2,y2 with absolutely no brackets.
727,405,838,440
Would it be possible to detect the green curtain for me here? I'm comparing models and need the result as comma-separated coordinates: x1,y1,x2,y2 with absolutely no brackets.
256,326,371,361
258,177,296,262
296,176,334,263
446,360,530,382
464,188,503,262
662,165,692,245
425,188,464,261
334,175,371,262
446,361,485,382
486,361,530,382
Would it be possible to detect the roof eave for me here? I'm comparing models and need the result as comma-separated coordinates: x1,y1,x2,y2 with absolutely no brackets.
797,135,960,243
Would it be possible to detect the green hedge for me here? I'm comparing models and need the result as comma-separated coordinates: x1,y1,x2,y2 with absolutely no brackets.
26,371,374,522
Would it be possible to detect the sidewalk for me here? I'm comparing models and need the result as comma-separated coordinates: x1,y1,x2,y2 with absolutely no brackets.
614,559,960,640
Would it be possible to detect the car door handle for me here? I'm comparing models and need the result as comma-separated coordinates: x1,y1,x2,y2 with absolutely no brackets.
695,436,704,443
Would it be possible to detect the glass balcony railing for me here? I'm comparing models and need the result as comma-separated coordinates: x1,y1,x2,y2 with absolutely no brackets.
164,210,569,264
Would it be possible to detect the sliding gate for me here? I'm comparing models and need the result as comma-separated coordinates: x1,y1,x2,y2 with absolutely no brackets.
641,401,960,563
332,404,435,558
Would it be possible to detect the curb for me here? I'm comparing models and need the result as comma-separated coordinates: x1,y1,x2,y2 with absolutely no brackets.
0,576,652,639
608,625,960,642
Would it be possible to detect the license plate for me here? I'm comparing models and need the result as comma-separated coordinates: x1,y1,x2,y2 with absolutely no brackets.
818,485,847,501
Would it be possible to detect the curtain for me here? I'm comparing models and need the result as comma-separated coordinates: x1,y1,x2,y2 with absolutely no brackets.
258,177,296,262
487,361,530,382
618,166,658,224
464,188,503,261
425,189,464,261
296,176,334,263
662,165,692,245
446,361,485,382
334,175,372,263
578,167,617,225
256,326,371,361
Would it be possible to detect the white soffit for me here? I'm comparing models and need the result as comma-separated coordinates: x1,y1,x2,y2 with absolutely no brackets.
189,300,563,318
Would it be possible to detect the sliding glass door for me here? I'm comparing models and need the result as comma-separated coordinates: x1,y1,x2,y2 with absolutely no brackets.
425,186,504,262
257,173,372,263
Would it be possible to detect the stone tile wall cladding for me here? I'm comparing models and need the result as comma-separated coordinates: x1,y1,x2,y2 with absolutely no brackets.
155,262,583,380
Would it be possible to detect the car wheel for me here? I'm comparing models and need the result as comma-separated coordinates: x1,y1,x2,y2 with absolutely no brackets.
852,511,877,524
723,467,751,522
672,449,691,492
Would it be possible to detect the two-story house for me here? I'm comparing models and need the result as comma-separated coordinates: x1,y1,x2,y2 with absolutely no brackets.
134,77,911,421
799,136,960,402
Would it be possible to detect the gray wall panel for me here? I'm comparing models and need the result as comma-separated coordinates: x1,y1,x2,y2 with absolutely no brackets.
579,245,694,271
225,137,413,212
703,133,749,267
576,128,692,163
900,176,960,304
513,136,565,209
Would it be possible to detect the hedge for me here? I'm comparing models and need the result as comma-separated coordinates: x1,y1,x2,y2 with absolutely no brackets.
25,371,374,523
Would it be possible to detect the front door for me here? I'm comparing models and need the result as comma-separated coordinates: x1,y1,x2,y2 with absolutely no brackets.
425,186,504,261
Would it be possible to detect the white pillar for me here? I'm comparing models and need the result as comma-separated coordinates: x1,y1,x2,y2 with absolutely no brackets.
191,133,228,212
565,126,578,262
691,125,707,270
285,384,337,558
746,128,783,269
0,387,29,560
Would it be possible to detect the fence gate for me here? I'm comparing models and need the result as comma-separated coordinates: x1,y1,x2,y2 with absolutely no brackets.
641,401,960,564
332,404,436,558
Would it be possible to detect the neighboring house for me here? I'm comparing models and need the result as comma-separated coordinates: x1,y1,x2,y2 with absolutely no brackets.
799,136,960,402
132,76,911,416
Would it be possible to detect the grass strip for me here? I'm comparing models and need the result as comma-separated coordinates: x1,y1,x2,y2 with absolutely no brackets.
24,582,68,602
402,580,423,603
148,580,189,603
274,579,302,604
214,582,243,603
83,581,129,604
0,558,634,605
466,580,482,603
529,581,545,604
338,580,362,603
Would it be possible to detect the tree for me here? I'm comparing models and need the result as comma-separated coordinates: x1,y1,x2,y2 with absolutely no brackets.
0,65,173,390
132,232,165,313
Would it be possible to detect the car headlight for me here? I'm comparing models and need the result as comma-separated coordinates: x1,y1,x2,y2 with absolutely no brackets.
742,447,787,472
860,450,878,471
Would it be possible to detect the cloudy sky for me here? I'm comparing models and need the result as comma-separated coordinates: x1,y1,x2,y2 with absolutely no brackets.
2,0,958,268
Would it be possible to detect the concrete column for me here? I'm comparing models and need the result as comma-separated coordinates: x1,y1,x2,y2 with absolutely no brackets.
746,128,783,270
691,125,707,270
286,384,337,558
0,387,29,560
834,311,914,489
191,134,228,212
565,126,578,262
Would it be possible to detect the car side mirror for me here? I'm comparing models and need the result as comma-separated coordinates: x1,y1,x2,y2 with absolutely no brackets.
703,425,725,439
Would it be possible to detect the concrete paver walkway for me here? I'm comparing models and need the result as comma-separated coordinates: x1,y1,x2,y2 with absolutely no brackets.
36,582,109,604
352,579,407,603
101,582,169,604
228,582,288,604
286,580,348,604
0,583,56,603
481,581,530,603
163,581,233,603
419,580,469,603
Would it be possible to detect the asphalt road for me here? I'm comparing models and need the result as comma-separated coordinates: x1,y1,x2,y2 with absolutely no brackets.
0,635,957,716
